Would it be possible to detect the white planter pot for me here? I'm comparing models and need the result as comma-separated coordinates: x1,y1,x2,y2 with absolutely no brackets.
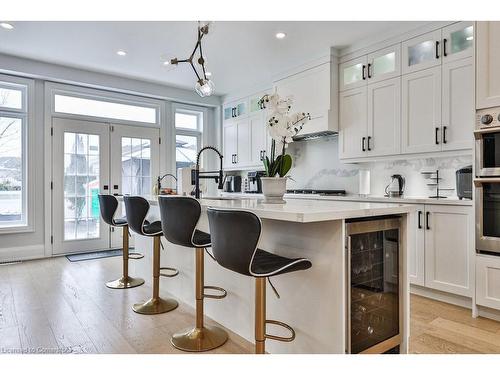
261,177,287,204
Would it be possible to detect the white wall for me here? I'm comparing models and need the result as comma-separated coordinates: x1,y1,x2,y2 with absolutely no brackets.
286,136,472,198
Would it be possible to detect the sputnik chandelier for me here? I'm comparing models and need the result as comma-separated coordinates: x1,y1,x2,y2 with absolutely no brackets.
170,22,214,97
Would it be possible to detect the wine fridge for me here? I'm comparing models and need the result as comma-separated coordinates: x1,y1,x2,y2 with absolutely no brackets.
346,216,402,354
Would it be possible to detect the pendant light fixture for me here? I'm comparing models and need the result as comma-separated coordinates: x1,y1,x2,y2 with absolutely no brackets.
170,22,215,97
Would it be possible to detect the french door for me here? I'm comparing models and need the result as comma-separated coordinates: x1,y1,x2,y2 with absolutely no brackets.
52,117,160,255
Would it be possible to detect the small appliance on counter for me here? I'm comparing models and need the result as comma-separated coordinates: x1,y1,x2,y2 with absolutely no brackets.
384,174,405,197
224,175,242,193
456,165,472,200
246,171,265,193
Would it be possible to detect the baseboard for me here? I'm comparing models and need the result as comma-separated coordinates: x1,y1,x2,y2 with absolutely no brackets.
477,305,500,322
0,244,46,263
410,284,472,309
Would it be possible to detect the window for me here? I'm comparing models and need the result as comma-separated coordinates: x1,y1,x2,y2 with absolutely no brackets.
54,94,157,124
0,80,28,228
174,106,203,172
121,137,152,196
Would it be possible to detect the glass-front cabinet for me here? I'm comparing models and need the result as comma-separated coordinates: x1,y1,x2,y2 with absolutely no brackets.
223,99,247,121
340,56,368,91
442,22,474,63
367,44,401,83
402,29,442,74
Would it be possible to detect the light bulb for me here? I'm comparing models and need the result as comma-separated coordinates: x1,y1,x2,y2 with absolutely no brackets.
195,79,215,97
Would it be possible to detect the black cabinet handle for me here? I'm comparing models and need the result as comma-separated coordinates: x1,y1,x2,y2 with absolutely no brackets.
418,211,422,229
426,211,430,230
443,38,448,57
103,185,109,190
443,126,447,144
234,154,238,164
362,65,366,80
367,63,372,79
435,40,440,59
435,127,440,145
367,136,372,151
362,137,366,152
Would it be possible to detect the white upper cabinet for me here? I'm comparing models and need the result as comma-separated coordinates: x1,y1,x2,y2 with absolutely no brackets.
367,77,401,157
339,55,367,91
402,29,442,74
442,22,474,63
236,119,251,167
223,122,238,169
339,87,367,159
223,98,247,121
402,66,442,154
250,113,268,166
476,21,500,109
441,57,474,151
367,44,401,84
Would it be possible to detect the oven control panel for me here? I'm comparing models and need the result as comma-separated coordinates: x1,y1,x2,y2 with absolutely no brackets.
477,107,500,129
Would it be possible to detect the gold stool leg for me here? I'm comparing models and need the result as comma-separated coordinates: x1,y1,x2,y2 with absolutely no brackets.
106,225,145,289
132,236,178,314
171,248,228,352
255,277,266,354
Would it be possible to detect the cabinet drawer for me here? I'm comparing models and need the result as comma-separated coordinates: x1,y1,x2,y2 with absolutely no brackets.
476,255,500,310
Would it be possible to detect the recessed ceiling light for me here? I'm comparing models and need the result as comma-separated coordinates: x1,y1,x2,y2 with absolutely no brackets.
0,22,14,30
275,32,286,39
205,71,212,77
116,50,127,56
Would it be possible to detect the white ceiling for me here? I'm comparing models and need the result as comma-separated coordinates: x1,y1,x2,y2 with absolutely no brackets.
0,21,430,96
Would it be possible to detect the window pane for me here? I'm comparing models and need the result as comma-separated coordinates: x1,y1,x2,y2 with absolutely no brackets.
176,135,198,171
175,112,199,130
0,117,23,226
0,86,23,110
63,131,100,240
54,94,157,124
121,136,152,195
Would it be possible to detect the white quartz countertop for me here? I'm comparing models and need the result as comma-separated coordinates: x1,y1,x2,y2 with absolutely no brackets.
220,192,473,206
133,195,416,223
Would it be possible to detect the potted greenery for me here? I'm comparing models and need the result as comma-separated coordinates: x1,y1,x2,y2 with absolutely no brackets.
258,93,310,203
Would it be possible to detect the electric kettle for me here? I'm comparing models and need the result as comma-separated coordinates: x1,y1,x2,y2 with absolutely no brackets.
385,174,405,197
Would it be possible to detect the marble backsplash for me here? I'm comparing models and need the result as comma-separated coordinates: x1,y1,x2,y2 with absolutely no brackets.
283,135,472,197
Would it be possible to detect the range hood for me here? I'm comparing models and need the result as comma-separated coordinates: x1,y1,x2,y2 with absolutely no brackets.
293,130,338,141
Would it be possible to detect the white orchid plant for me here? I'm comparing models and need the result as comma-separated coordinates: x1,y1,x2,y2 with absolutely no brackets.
258,92,310,177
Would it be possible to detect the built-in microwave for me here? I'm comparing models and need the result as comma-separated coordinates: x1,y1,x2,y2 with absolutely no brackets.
475,177,500,254
475,107,500,177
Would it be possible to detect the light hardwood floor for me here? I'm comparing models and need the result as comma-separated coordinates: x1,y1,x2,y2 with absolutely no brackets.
1,256,500,354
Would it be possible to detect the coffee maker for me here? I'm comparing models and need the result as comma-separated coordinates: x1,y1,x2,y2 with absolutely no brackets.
224,175,242,193
246,171,265,193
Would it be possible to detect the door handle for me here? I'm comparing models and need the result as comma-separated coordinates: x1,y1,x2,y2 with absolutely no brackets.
443,126,447,144
418,210,422,229
367,136,372,151
426,211,430,230
367,63,372,79
435,127,440,145
234,154,238,164
435,40,440,59
443,38,448,57
362,137,366,152
103,185,109,190
362,65,367,80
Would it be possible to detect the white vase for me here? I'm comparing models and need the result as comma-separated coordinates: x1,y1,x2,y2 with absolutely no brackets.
261,177,287,204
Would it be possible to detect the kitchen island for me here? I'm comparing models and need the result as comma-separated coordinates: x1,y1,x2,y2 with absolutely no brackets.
127,196,415,354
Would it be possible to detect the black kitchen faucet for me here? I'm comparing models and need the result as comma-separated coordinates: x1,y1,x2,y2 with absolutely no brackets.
194,146,224,199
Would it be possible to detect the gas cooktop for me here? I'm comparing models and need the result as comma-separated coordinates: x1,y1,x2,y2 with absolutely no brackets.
286,189,346,196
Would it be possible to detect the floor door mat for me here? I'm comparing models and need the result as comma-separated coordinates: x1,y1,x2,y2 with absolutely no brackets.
65,248,133,262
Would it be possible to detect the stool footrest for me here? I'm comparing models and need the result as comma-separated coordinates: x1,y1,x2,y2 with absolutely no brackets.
160,267,179,278
203,285,227,299
128,252,144,260
265,319,295,342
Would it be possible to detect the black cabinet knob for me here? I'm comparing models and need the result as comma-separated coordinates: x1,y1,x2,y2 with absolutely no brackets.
481,114,494,125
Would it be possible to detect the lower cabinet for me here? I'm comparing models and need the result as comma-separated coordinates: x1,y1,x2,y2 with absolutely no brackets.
409,204,474,298
476,254,500,310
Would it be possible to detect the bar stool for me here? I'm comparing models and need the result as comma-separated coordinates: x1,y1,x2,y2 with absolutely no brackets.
158,196,228,352
123,196,179,315
207,208,312,354
98,194,145,289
